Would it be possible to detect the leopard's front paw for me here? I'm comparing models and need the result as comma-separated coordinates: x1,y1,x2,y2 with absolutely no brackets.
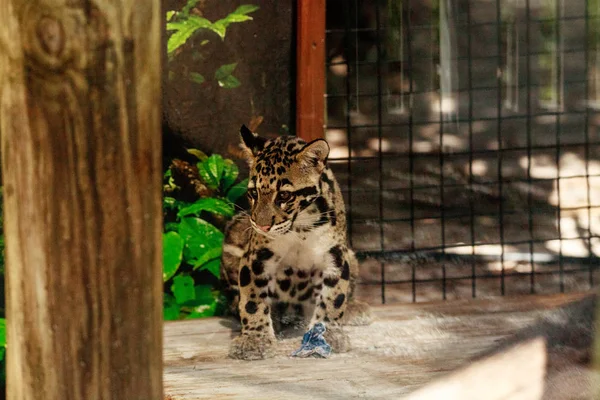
323,325,350,353
229,333,276,361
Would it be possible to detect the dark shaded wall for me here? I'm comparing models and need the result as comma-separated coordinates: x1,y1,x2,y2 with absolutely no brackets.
163,0,295,158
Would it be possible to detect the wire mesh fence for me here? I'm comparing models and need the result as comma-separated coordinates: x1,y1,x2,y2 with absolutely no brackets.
325,0,600,303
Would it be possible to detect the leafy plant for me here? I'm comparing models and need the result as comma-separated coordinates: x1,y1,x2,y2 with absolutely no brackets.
162,150,247,320
165,0,259,88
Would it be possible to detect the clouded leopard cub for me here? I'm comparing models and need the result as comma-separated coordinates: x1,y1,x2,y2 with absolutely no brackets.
221,125,371,360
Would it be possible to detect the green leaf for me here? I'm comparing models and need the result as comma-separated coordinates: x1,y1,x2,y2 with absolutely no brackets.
163,196,177,210
208,21,227,39
210,5,259,40
177,197,234,219
178,217,224,262
189,72,205,84
198,257,221,277
197,155,225,190
163,232,183,281
0,318,5,348
221,159,239,191
186,148,208,161
166,10,176,21
232,5,260,15
218,74,241,89
189,248,222,277
164,222,180,232
226,178,249,203
184,286,218,318
171,274,196,304
217,14,252,26
182,0,201,17
167,16,213,55
181,284,214,307
163,294,181,321
214,63,238,81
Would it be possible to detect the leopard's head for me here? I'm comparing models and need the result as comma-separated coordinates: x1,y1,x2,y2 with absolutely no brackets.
239,125,330,236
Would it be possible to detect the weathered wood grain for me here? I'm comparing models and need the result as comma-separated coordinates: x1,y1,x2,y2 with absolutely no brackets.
163,292,596,400
0,1,162,399
406,338,546,400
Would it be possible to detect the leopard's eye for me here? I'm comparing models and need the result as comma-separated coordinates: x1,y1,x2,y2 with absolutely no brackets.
248,188,258,199
276,191,291,202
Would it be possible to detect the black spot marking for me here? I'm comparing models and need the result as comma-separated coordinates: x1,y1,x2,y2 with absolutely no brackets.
324,277,339,287
278,279,291,292
239,266,251,287
299,199,312,210
256,326,263,331
255,278,269,288
298,288,313,301
330,211,337,226
337,311,344,320
284,267,294,276
245,301,258,314
294,186,318,197
252,260,264,275
242,317,248,325
297,281,309,291
314,284,323,291
297,270,308,279
341,262,350,280
319,302,326,309
280,178,292,187
264,306,270,315
268,288,279,299
314,197,331,226
334,294,346,309
321,172,336,193
250,293,256,299
259,292,268,299
330,245,344,268
256,248,274,261
324,316,331,322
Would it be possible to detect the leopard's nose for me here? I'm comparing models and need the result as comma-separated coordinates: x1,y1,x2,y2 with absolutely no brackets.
258,225,271,232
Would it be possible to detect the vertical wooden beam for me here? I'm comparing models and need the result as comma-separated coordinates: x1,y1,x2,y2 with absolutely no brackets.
296,0,326,141
0,1,163,399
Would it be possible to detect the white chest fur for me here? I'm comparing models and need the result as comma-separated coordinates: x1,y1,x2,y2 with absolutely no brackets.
263,224,336,274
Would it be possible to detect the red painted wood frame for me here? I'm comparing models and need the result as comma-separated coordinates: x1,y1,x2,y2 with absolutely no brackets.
296,0,326,141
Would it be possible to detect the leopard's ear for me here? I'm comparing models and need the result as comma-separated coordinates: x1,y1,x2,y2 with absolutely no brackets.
239,125,267,163
296,139,330,172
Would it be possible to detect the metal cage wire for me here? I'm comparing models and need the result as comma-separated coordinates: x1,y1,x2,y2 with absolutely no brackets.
324,0,600,303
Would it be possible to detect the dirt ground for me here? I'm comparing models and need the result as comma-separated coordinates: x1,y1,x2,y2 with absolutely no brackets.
324,0,600,304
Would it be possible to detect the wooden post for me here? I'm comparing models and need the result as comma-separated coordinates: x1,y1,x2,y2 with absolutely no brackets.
0,1,163,399
296,0,326,141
